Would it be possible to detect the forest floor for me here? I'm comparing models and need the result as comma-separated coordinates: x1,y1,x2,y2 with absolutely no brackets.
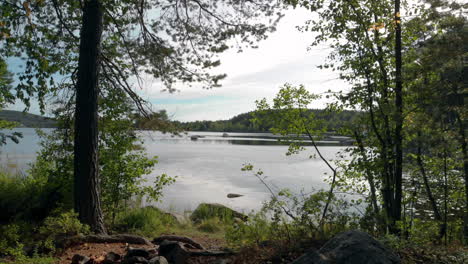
53,232,468,264
56,233,234,264
54,232,310,264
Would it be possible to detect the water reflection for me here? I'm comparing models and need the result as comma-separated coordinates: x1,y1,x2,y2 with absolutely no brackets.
148,132,352,146
1,129,346,213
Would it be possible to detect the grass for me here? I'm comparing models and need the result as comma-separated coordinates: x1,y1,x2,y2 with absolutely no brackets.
113,206,229,240
196,217,224,233
0,256,56,264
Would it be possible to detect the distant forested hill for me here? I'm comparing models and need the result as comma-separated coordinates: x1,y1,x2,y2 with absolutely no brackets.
177,110,360,133
0,110,57,128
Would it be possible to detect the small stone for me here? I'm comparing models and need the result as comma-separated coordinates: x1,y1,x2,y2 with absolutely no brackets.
149,256,169,264
71,254,90,264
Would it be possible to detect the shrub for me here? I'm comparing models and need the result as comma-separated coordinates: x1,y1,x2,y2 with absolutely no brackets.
114,206,176,237
226,212,274,248
196,217,223,233
0,224,24,259
0,160,70,224
225,189,360,249
37,210,90,253
0,256,56,264
190,203,243,224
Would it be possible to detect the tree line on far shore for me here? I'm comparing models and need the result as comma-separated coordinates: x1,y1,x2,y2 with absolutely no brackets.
134,109,360,133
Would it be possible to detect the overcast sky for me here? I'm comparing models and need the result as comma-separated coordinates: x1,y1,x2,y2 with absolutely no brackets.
7,7,348,122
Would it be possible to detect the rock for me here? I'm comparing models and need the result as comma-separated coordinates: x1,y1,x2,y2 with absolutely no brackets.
149,256,169,264
71,254,90,264
126,247,151,258
121,256,149,264
158,240,190,264
105,252,121,262
164,212,186,225
222,133,229,137
227,193,244,198
292,230,401,264
190,135,204,140
190,203,248,223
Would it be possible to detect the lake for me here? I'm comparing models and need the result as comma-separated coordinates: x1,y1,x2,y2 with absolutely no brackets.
0,128,345,213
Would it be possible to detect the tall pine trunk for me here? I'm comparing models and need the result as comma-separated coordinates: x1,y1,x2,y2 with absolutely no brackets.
393,0,403,234
456,114,468,244
461,55,468,245
74,0,106,234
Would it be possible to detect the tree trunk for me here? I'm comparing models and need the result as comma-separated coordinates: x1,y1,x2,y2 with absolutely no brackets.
354,130,381,228
455,113,468,244
459,56,468,245
392,0,403,235
74,0,106,234
416,135,445,240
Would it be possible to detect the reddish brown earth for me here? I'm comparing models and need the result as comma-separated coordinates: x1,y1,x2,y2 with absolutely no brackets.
56,234,232,264
57,242,152,264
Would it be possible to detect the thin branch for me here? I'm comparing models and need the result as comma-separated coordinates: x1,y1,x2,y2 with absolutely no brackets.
51,0,79,40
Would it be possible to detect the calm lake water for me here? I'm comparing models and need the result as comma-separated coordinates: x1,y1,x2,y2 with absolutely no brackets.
0,128,345,213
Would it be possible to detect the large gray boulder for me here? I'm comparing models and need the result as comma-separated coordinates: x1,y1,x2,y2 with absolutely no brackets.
293,230,400,264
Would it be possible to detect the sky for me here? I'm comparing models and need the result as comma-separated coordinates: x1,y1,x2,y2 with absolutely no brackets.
7,7,348,122
138,7,348,121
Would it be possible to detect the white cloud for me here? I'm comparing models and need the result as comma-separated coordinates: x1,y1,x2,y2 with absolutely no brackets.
139,8,349,121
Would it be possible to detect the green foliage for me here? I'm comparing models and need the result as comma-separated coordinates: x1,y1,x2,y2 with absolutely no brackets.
99,89,176,223
190,203,240,224
133,110,182,134
0,257,56,264
0,167,64,223
0,209,87,260
37,211,90,253
0,224,24,259
226,192,359,248
225,212,274,248
114,207,176,237
0,58,13,105
253,83,330,153
34,89,176,225
226,179,359,249
196,217,224,233
283,0,468,242
0,58,22,146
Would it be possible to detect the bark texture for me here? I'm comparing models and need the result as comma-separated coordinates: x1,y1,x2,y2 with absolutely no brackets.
393,0,403,234
74,0,106,234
